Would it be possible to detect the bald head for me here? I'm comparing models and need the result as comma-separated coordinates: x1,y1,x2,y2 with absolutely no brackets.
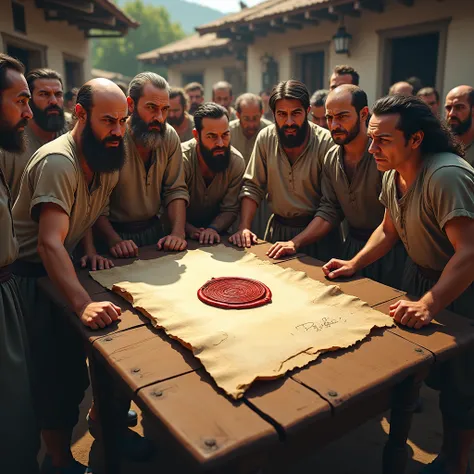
235,92,264,138
325,84,369,145
445,85,474,138
389,81,414,96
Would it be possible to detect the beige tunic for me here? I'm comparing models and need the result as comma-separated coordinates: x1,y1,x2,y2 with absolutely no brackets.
240,122,334,217
229,118,272,165
0,169,18,267
228,107,237,121
13,133,119,263
464,143,474,166
182,139,245,229
108,126,189,224
380,152,474,272
175,114,195,143
0,125,67,202
317,144,384,229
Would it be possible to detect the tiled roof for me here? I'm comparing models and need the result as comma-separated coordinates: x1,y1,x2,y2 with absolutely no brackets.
137,33,230,61
197,0,333,33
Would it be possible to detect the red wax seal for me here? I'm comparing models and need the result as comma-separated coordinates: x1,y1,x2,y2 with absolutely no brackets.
197,277,272,309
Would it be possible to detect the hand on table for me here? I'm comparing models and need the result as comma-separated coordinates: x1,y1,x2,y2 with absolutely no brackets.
109,239,139,259
322,259,357,279
229,229,258,248
389,299,433,329
157,233,187,252
80,254,114,271
79,301,121,330
267,240,297,259
199,228,220,245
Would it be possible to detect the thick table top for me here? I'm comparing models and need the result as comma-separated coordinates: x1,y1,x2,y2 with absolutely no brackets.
38,242,474,470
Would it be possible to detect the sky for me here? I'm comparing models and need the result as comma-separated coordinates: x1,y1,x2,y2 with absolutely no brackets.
187,0,264,13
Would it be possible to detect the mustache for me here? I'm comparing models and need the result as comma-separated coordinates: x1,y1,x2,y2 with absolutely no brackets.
148,121,163,129
331,128,347,134
281,125,299,131
16,118,29,129
103,135,123,144
45,104,63,113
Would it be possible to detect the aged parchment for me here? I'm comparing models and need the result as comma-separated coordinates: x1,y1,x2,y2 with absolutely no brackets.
91,245,394,398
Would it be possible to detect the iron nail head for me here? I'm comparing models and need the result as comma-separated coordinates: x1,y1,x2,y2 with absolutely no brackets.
132,368,141,373
204,438,217,448
328,390,338,397
104,337,113,342
152,390,163,398
415,348,423,353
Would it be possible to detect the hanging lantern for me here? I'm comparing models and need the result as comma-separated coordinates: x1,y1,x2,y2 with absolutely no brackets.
333,25,352,55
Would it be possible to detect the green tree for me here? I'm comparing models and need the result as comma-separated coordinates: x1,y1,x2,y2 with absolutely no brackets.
92,0,185,77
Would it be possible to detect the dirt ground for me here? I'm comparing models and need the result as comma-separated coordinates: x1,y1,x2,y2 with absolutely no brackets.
36,383,474,473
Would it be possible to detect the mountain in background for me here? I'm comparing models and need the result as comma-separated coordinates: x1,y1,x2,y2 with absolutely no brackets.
118,0,224,34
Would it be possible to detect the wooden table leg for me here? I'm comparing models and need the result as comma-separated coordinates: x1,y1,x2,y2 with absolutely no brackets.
87,347,122,474
383,374,423,474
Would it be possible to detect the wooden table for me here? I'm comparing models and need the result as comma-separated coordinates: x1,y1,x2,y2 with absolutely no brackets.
38,242,474,474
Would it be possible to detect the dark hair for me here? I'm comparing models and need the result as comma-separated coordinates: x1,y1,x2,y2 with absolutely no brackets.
349,87,368,115
372,95,464,157
26,68,63,93
310,89,329,107
75,84,94,115
269,80,310,113
333,65,360,86
417,87,440,103
169,87,187,109
0,53,25,97
184,82,204,95
467,89,474,107
406,76,423,95
64,87,78,102
235,93,263,113
193,102,229,134
128,72,169,105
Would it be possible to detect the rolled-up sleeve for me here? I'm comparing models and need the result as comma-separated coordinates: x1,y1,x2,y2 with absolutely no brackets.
162,132,190,207
239,134,267,205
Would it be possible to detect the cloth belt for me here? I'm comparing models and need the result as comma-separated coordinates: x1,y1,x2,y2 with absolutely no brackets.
111,216,159,234
416,264,443,282
11,260,47,278
0,265,12,283
274,214,314,228
348,227,376,242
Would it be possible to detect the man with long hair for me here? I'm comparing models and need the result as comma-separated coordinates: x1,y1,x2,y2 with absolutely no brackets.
324,95,474,474
229,80,338,260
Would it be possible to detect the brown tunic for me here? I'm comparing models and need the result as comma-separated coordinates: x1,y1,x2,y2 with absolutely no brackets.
380,152,474,271
182,139,245,229
13,133,119,263
108,126,189,224
0,125,68,202
240,122,334,217
464,142,474,166
229,118,272,165
0,169,18,267
175,113,195,143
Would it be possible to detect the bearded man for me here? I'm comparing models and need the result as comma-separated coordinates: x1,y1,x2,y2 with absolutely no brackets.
12,78,128,473
94,72,189,257
0,68,68,201
230,80,338,261
183,103,245,245
168,87,194,142
445,85,474,166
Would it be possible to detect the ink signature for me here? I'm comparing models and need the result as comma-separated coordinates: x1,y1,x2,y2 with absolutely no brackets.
295,316,347,333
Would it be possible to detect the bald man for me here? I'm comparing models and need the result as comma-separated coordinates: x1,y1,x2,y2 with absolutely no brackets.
389,81,414,96
213,81,237,120
12,78,127,473
229,93,272,238
445,85,474,166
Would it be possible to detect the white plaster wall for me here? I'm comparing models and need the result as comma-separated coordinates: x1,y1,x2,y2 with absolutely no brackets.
167,55,239,100
0,0,91,83
246,0,474,105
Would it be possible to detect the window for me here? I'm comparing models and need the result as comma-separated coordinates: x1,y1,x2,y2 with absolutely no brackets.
12,1,26,34
3,34,45,71
64,55,84,90
291,43,330,94
182,73,204,87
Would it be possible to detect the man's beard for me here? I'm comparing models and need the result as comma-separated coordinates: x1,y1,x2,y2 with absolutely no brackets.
81,117,125,174
199,141,231,173
30,100,65,132
276,118,309,148
0,116,28,153
129,109,166,148
189,103,200,115
449,110,473,136
331,118,361,145
168,112,185,127
242,125,259,139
